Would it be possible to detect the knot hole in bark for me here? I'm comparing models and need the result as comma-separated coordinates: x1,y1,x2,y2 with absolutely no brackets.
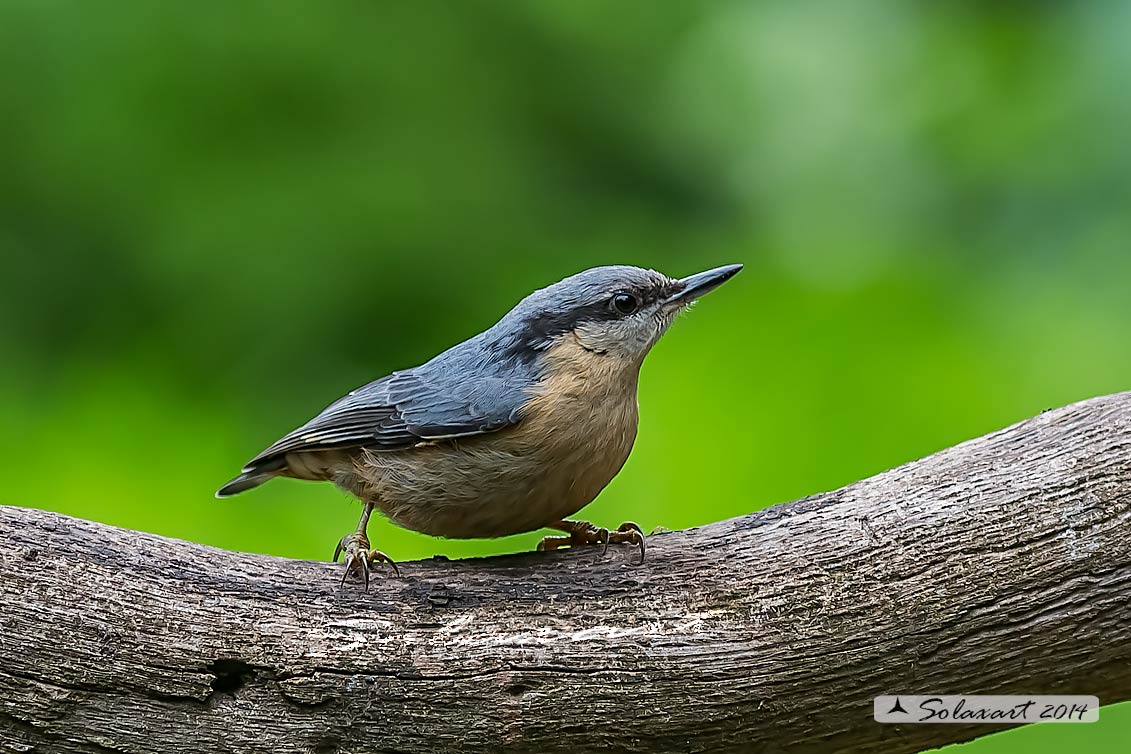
208,658,255,697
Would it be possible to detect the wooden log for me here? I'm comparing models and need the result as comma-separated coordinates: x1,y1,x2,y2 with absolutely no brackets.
1,393,1129,753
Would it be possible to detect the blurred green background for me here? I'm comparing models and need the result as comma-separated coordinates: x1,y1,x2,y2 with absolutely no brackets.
1,1,1128,751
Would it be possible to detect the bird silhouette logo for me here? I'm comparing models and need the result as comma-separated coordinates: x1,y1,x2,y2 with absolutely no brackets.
887,698,909,715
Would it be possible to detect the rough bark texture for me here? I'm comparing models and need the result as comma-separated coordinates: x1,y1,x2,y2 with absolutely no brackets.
2,393,1130,754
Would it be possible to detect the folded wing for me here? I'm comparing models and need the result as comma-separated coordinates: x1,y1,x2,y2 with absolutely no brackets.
242,368,530,472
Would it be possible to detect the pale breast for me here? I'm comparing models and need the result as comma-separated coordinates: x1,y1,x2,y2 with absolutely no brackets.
351,335,641,539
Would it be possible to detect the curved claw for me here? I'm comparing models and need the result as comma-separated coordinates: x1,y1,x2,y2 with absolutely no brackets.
335,531,399,589
616,521,646,564
371,550,401,577
339,556,352,587
539,519,647,564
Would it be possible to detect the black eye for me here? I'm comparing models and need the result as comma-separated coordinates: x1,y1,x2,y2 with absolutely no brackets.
611,293,638,315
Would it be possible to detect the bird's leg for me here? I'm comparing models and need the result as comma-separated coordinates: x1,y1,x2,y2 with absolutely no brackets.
333,501,399,589
537,519,646,563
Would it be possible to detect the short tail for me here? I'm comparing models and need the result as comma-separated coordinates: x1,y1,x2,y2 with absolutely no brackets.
215,457,287,498
215,472,275,498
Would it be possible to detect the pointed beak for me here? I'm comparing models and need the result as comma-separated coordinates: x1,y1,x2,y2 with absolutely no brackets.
664,263,743,306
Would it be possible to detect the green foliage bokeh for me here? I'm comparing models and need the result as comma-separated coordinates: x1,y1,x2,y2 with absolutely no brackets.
1,1,1128,751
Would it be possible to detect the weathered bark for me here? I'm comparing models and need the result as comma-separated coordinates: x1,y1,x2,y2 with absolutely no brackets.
1,393,1130,754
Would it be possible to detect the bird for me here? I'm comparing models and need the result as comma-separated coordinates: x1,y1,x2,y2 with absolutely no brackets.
217,263,742,587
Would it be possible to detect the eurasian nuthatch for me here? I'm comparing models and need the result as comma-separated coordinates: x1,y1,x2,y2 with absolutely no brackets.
218,264,742,586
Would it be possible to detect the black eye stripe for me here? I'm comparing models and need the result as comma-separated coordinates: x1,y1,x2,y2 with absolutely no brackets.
500,283,669,362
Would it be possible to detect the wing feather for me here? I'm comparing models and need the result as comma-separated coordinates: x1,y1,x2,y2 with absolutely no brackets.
242,364,530,471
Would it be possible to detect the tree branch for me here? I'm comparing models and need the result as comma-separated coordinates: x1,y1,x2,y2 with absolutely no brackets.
2,393,1130,754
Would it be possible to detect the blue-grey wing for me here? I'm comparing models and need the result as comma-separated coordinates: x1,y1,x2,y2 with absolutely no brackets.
242,367,530,471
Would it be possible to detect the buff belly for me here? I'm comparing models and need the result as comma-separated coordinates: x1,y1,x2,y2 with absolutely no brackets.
289,334,642,539
354,427,633,538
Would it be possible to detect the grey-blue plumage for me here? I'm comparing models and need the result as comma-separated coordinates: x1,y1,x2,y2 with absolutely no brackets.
216,263,741,584
221,265,667,487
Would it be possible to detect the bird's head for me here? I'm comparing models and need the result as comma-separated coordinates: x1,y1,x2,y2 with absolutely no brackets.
496,264,742,367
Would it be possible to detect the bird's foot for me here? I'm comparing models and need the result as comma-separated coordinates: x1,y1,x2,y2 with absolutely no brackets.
333,530,399,589
537,520,646,563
